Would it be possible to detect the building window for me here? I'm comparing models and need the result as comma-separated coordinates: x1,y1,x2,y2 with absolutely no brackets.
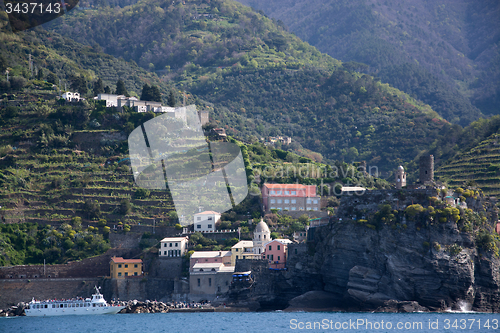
197,217,201,221
277,191,282,195
175,243,178,247
197,225,201,229
270,190,275,195
170,243,173,247
277,245,281,250
134,264,138,268
291,191,296,195
270,199,275,204
164,243,167,247
208,217,212,220
118,264,122,268
277,199,282,203
291,199,296,204
209,278,212,286
197,279,200,287
163,251,166,255
236,255,238,259
269,245,272,250
313,207,318,211
285,207,290,211
125,264,128,268
285,191,289,195
118,272,122,277
299,207,304,210
314,200,318,204
295,249,298,254
278,256,280,261
208,224,212,228
284,199,289,203
307,199,312,204
291,207,296,211
271,207,276,209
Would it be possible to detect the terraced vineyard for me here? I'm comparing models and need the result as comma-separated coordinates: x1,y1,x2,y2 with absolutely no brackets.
436,133,500,196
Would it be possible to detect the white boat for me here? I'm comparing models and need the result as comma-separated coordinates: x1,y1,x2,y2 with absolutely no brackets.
24,286,125,316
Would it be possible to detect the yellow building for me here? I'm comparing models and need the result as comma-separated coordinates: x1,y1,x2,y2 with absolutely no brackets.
230,241,260,265
110,257,143,278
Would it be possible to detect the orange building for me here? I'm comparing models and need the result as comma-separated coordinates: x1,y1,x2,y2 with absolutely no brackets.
110,257,143,278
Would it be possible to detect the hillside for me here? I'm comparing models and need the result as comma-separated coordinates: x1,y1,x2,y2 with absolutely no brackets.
236,0,500,124
42,0,460,173
432,117,500,196
0,80,392,265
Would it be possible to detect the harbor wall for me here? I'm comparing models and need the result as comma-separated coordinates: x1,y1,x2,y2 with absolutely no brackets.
0,278,102,309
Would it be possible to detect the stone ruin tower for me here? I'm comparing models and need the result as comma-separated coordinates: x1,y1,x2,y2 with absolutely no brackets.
419,155,434,183
395,165,406,189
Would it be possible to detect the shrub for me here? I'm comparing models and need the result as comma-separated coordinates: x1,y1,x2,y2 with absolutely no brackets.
433,242,441,251
134,188,150,199
174,223,182,230
449,244,462,255
119,199,131,215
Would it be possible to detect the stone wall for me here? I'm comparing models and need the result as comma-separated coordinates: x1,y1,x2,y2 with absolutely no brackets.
0,278,102,309
0,248,139,279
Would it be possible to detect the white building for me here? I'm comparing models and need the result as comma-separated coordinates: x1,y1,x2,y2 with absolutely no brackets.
193,211,221,232
253,219,271,255
61,91,84,102
159,236,189,257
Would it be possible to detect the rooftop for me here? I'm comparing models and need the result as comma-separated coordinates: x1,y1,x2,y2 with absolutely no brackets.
231,240,254,249
194,211,221,215
191,251,231,259
161,236,189,242
264,184,312,189
110,257,142,264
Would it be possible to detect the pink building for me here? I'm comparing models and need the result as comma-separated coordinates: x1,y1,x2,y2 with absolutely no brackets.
262,239,293,269
189,251,231,270
496,222,500,235
261,183,319,212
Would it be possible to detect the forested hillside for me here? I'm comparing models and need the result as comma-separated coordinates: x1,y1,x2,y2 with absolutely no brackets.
41,0,460,172
236,0,500,124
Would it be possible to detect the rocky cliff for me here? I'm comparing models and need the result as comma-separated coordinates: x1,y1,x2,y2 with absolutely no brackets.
229,190,500,312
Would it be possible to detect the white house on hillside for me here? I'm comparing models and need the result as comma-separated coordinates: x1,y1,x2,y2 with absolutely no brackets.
193,211,221,232
62,92,84,102
159,236,189,257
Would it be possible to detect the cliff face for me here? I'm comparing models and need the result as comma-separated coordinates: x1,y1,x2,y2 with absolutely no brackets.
230,190,500,312
301,220,499,312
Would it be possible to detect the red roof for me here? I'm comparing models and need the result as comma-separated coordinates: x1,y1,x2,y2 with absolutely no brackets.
111,257,142,264
264,184,309,189
195,211,220,215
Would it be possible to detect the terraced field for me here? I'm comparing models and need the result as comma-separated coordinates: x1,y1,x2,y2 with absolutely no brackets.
436,133,500,196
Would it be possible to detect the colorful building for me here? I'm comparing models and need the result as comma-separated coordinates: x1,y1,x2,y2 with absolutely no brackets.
159,236,189,257
189,263,234,300
230,240,259,265
262,239,293,269
261,184,320,212
109,257,143,278
189,251,231,270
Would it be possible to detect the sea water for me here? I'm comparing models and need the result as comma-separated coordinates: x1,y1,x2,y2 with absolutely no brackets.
1,312,499,333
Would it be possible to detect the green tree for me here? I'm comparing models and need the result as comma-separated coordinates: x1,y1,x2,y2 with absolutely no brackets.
119,199,131,215
46,73,57,84
115,79,128,96
70,75,87,94
37,68,44,80
93,78,104,96
140,84,151,101
168,90,176,107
